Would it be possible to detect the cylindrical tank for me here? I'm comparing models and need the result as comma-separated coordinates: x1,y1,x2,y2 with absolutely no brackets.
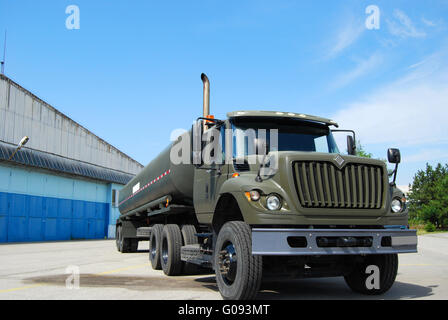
119,73,211,215
118,139,194,215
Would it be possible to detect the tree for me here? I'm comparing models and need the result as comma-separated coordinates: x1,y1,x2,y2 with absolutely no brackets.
408,163,448,228
356,141,373,158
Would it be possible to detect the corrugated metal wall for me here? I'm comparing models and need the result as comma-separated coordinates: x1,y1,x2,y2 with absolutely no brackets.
0,75,143,175
0,164,110,242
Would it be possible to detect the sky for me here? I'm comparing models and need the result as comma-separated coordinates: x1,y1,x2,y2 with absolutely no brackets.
0,0,447,188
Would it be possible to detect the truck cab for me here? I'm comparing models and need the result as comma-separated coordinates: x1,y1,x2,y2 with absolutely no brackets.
194,111,408,229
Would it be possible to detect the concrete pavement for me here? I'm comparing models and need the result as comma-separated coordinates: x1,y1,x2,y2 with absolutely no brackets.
0,233,447,300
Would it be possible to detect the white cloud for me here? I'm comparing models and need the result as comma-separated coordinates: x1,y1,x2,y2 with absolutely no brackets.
387,9,426,38
332,47,448,149
397,185,410,194
421,17,436,27
325,18,364,59
330,53,383,89
333,84,448,147
405,149,448,163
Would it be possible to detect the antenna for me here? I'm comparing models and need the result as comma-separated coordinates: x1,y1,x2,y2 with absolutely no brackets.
1,30,6,75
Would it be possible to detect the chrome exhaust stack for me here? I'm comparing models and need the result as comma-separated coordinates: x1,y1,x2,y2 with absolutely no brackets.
201,73,210,118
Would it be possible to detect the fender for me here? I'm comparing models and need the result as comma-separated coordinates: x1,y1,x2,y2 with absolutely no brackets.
214,173,296,224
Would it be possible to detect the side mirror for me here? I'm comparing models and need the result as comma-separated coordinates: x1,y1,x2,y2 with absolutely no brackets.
387,148,401,164
347,135,356,156
387,148,401,186
192,119,204,166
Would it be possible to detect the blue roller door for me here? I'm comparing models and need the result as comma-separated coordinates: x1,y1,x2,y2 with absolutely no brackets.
0,191,109,242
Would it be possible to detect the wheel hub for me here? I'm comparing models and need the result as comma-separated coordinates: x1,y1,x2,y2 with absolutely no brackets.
218,243,237,284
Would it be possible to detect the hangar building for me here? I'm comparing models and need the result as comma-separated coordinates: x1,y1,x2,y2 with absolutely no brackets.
0,74,143,242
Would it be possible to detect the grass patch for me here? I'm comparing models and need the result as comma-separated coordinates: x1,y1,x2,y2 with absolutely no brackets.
409,222,448,235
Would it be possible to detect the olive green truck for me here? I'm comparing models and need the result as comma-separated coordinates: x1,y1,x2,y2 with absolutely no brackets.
116,73,417,300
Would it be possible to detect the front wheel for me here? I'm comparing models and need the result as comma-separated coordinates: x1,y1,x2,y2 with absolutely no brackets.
344,254,398,295
214,221,262,300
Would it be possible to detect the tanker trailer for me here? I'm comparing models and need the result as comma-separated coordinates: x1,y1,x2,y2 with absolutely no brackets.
116,144,195,252
115,73,417,300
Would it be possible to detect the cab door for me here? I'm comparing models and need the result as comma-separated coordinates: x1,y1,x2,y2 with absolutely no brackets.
194,124,229,224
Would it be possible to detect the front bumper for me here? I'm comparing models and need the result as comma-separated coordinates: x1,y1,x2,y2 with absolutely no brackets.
252,228,417,256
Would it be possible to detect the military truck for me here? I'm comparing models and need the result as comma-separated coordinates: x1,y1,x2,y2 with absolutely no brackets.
116,73,417,300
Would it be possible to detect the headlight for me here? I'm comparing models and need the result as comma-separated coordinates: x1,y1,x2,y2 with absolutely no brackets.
391,198,403,213
245,190,261,202
249,190,260,201
266,194,282,211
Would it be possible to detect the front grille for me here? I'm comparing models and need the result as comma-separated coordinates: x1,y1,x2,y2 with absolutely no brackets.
292,161,384,209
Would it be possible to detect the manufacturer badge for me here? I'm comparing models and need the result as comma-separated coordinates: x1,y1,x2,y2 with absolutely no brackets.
334,154,345,167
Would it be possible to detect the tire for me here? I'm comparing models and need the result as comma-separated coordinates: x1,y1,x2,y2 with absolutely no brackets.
344,254,398,295
181,225,198,245
161,224,183,276
214,221,262,300
116,225,122,252
149,224,163,270
181,225,200,274
117,224,138,253
121,238,138,253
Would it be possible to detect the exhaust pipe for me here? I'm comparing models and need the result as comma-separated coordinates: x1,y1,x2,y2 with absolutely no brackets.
201,73,210,118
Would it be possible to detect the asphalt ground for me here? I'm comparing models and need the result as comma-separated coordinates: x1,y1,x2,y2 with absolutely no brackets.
0,233,447,300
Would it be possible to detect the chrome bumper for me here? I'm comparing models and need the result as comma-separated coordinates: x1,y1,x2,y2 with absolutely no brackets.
252,228,418,256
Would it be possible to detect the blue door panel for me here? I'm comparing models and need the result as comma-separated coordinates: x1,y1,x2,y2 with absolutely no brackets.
44,218,58,240
29,196,44,218
0,193,8,213
0,215,7,242
8,216,28,242
72,200,84,219
58,199,72,219
87,219,96,239
9,194,28,217
71,219,85,239
57,219,71,240
95,219,105,238
85,202,96,219
28,217,43,241
45,198,58,218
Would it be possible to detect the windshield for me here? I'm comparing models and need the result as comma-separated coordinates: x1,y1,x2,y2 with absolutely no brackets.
231,118,340,157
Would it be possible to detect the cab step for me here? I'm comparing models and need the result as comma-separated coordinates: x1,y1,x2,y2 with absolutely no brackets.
181,244,212,267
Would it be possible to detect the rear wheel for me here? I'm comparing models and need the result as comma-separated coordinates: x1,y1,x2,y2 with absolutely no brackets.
149,224,163,270
214,221,262,300
117,224,138,253
181,225,200,274
121,238,138,253
161,224,183,276
116,225,122,252
344,254,398,295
